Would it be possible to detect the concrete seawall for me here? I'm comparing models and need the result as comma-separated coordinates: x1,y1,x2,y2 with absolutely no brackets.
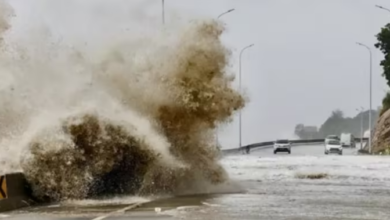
0,173,34,212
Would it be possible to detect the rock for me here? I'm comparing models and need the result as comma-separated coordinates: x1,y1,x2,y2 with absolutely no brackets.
372,109,390,154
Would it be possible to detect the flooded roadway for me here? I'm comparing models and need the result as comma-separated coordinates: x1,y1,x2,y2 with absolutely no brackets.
4,144,390,220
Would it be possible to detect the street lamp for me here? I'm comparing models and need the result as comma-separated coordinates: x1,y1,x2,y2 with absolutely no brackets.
356,107,364,149
215,8,236,148
162,0,165,25
238,44,254,151
376,5,390,13
217,9,235,19
356,42,373,154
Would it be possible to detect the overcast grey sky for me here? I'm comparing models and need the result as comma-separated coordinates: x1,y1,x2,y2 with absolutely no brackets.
8,0,390,149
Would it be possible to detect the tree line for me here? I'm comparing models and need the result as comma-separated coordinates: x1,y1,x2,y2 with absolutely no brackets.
294,109,379,139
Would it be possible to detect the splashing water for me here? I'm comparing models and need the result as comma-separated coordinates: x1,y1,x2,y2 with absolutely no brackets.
0,1,245,202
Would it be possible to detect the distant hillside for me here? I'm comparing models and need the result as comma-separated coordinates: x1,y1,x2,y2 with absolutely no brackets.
295,109,379,139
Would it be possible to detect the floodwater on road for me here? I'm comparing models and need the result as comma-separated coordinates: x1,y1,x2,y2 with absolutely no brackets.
5,144,390,220
218,147,390,220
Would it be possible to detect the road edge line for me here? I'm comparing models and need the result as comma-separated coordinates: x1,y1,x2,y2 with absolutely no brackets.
91,202,145,220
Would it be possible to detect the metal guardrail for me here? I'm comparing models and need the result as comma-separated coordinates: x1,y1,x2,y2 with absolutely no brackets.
221,137,369,155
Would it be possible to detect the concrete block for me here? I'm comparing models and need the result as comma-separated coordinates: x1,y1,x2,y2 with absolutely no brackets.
0,173,35,212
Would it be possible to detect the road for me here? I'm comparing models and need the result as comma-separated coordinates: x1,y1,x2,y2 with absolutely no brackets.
4,143,390,220
250,142,361,156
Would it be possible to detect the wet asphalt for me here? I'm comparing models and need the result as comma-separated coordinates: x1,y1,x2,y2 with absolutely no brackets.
4,143,390,220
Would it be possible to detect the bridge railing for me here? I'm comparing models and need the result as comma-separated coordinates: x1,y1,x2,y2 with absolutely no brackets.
221,137,369,155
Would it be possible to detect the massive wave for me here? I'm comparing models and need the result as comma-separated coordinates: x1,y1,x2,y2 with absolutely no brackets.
0,0,245,202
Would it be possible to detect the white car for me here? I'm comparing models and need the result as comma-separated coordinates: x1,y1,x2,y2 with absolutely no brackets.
324,139,343,155
325,135,339,144
273,139,291,154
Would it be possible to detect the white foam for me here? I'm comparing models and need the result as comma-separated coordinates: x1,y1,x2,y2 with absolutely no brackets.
222,155,390,185
61,196,150,207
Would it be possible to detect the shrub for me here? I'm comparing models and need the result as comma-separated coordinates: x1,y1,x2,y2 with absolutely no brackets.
380,92,390,116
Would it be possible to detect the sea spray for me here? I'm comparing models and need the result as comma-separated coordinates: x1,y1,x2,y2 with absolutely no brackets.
0,1,245,201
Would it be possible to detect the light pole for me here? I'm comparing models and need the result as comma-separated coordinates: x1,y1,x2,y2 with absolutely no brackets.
356,42,373,154
356,107,364,149
217,9,235,19
376,5,390,13
215,8,236,149
239,44,254,151
162,0,165,25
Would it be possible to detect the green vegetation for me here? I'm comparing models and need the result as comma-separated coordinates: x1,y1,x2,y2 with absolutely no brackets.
375,23,390,116
375,23,390,87
380,92,390,116
294,124,321,139
294,109,379,139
